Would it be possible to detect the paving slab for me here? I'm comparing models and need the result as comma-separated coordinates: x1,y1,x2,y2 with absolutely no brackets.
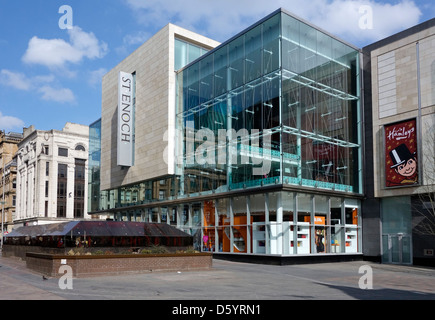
0,255,434,301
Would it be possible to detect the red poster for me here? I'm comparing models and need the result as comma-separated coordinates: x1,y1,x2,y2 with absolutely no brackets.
384,119,418,187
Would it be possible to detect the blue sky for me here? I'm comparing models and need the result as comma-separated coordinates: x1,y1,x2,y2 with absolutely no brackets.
0,0,434,132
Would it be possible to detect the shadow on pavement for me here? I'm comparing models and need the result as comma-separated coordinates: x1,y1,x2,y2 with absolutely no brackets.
318,283,435,300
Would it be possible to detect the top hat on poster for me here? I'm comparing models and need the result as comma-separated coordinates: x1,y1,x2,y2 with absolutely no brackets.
389,143,416,168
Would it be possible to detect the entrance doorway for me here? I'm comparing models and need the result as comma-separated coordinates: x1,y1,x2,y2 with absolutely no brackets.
382,233,412,264
381,197,412,265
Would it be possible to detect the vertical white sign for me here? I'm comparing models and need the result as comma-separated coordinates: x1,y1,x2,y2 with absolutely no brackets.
118,71,134,167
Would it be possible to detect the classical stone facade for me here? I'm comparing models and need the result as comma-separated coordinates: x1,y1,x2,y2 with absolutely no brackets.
15,123,89,226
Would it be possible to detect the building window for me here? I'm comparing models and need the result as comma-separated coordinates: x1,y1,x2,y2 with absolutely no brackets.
159,190,165,200
57,164,68,218
174,38,209,71
45,162,49,176
57,202,66,218
75,144,86,151
45,181,49,197
58,147,68,157
74,159,86,218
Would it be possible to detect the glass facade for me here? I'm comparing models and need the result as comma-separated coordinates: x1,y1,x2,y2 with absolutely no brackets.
92,10,363,256
176,11,361,195
174,38,210,71
88,119,102,213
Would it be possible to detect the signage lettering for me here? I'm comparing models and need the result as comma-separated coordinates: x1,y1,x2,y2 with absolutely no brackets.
117,71,134,166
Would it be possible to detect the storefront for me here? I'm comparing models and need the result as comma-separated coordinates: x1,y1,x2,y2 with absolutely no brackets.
176,191,361,255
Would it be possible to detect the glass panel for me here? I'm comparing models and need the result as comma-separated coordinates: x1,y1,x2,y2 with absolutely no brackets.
213,46,228,97
203,227,215,252
188,43,201,64
250,193,266,254
216,226,228,252
232,196,249,253
382,234,390,263
296,193,311,254
262,73,280,130
151,207,159,222
382,197,412,234
203,200,215,227
174,38,187,71
244,24,262,83
402,235,412,264
161,207,168,223
262,13,280,75
170,207,177,226
181,205,189,226
199,54,214,104
391,236,400,263
314,195,328,253
216,198,229,226
282,192,294,254
282,12,301,73
192,203,201,227
233,226,247,253
268,193,281,254
229,36,245,90
331,197,343,253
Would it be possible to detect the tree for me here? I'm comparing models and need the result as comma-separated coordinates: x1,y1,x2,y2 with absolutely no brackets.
413,118,435,236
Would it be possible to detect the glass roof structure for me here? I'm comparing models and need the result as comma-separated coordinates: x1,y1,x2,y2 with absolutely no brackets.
5,221,192,242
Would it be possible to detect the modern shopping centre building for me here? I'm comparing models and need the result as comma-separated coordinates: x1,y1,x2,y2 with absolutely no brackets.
88,8,435,264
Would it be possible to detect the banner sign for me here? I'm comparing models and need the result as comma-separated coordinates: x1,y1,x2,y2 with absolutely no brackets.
117,71,134,167
384,118,418,187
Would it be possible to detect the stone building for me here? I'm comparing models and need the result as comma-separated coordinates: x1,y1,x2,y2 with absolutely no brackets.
0,131,23,234
15,123,89,226
362,18,435,266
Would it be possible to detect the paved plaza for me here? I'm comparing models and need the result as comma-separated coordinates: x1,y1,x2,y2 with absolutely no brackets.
0,254,434,301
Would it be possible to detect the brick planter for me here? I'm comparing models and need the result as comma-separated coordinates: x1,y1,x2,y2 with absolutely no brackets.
26,252,212,277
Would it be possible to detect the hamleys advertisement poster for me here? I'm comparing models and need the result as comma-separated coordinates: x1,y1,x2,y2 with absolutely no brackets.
384,118,418,187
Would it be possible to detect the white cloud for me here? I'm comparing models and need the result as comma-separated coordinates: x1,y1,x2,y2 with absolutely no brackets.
0,112,25,131
88,68,108,87
116,31,152,56
123,31,152,46
0,70,32,90
308,0,422,44
22,26,108,68
125,0,422,45
0,70,54,91
38,86,75,103
0,69,75,103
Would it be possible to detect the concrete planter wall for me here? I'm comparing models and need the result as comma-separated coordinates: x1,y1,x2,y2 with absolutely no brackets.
26,252,212,277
